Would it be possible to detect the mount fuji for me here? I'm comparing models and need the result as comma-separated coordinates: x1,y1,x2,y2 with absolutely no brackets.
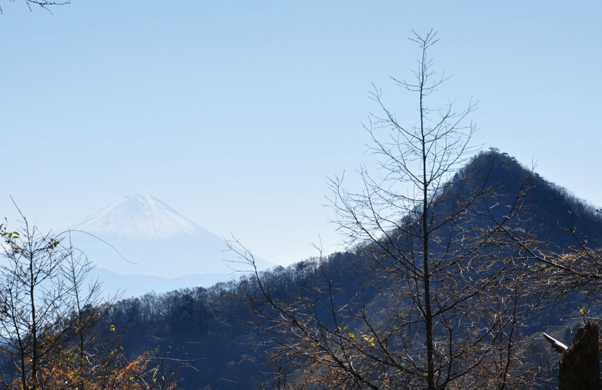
67,194,274,297
71,195,204,239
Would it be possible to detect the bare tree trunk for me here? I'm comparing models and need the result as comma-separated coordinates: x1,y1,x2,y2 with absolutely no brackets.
419,40,435,390
559,322,600,390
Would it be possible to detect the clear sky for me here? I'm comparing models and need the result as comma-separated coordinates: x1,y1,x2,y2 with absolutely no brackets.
1,1,601,266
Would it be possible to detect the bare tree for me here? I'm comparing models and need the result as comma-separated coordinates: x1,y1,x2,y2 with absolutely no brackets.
237,31,552,390
329,30,478,389
0,215,180,389
0,215,76,389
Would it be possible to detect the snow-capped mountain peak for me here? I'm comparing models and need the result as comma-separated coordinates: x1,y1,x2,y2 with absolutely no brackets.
70,194,202,239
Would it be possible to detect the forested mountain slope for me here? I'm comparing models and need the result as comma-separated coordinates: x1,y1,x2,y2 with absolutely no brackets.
100,150,602,389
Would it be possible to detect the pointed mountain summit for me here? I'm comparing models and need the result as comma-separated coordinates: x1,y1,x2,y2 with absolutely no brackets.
71,194,206,239
446,150,602,245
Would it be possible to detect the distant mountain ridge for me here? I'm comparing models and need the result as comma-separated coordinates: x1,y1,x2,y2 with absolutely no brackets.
89,267,238,299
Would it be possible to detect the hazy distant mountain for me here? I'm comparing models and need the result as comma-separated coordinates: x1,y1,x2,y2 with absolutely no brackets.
67,194,274,296
71,194,203,239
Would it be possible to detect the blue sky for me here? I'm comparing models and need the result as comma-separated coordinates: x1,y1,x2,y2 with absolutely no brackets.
1,1,601,266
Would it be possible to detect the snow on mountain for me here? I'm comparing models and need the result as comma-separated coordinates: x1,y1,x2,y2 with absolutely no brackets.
70,194,204,239
67,195,274,292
